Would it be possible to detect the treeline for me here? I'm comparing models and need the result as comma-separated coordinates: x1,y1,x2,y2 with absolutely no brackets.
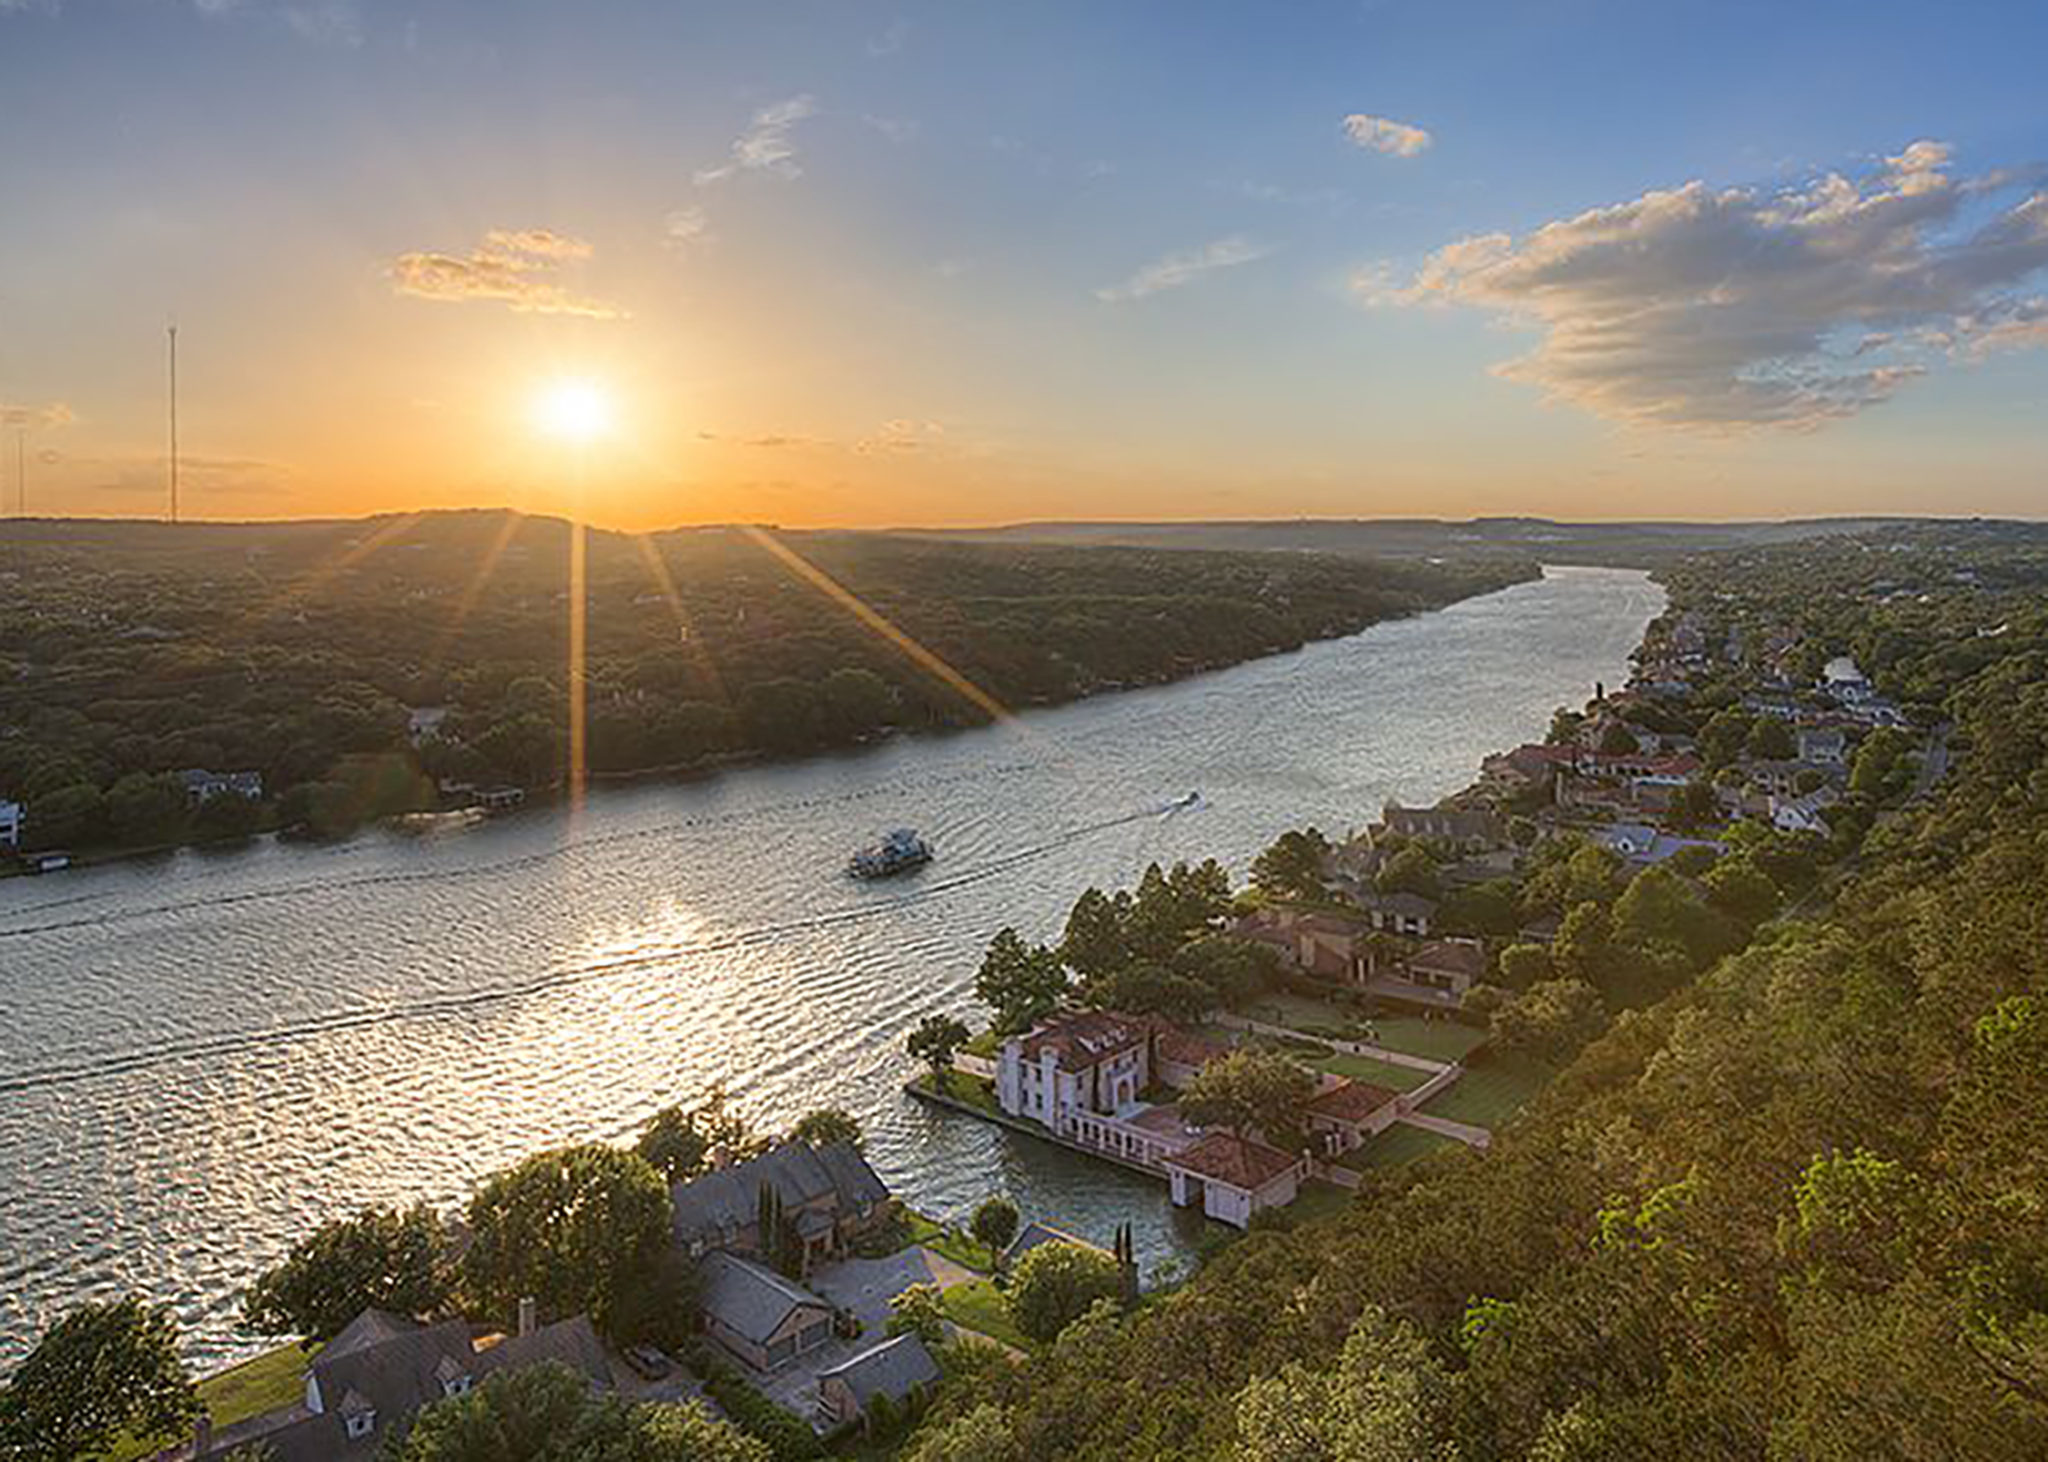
0,514,1532,848
896,525,2048,1461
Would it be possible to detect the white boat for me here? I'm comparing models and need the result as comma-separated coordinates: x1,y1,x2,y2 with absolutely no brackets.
848,828,933,879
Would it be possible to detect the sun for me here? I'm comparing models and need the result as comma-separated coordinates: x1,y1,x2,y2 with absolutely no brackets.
532,379,616,443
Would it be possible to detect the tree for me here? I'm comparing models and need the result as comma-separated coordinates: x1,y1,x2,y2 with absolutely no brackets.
969,1195,1021,1255
1006,1242,1124,1343
462,1144,672,1339
1234,1304,1461,1461
819,667,893,738
23,782,106,849
974,927,1068,1034
1489,979,1605,1062
908,1014,971,1095
1700,707,1753,766
0,1298,198,1462
1180,1048,1317,1152
886,1283,949,1345
1747,716,1796,760
1251,827,1331,902
1439,879,1518,937
1171,934,1278,1007
106,771,193,845
1704,857,1781,928
388,1361,769,1462
634,1085,764,1184
789,1108,863,1151
1082,960,1212,1022
1613,864,1738,971
1496,942,1555,992
243,1204,450,1343
904,1403,1017,1462
756,1181,802,1278
1059,887,1133,980
1375,843,1443,901
1599,719,1641,755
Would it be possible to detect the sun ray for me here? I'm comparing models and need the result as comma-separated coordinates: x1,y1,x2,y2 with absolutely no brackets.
631,532,730,711
424,510,525,678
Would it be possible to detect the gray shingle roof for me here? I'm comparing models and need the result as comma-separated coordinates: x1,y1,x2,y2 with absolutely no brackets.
817,1333,940,1408
1002,1220,1110,1265
698,1251,832,1346
669,1140,888,1248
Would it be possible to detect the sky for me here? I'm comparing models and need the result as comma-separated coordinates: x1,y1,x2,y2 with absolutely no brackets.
1,0,2046,530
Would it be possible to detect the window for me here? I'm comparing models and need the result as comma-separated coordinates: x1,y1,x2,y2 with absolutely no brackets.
345,1410,376,1440
442,1374,471,1398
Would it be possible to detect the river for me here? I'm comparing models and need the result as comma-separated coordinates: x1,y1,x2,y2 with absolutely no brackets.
0,564,1660,1369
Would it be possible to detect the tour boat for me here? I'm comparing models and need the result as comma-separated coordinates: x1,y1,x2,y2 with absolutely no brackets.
848,828,934,879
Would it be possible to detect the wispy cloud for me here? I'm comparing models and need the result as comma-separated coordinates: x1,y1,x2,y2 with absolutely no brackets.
864,114,919,144
0,400,74,429
695,95,818,185
1342,113,1432,158
389,229,626,318
1096,236,1273,303
855,419,945,454
866,18,907,57
1362,141,2048,429
662,207,710,254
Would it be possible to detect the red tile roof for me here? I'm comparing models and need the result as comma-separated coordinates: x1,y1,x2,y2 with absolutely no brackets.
1151,1024,1225,1071
1407,940,1487,979
1017,1010,1149,1071
1306,1078,1400,1125
1165,1132,1300,1192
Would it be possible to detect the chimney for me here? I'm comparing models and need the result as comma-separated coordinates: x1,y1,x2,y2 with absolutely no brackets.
517,1296,536,1338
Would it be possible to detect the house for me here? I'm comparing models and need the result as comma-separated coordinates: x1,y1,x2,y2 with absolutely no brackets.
698,1251,835,1373
1163,1133,1305,1229
1797,727,1848,765
1771,792,1836,837
1002,1220,1113,1270
0,798,20,850
996,1009,1153,1130
1479,743,1573,794
1233,907,1402,983
407,706,450,743
1379,802,1504,851
180,768,264,804
669,1141,890,1274
1305,1078,1402,1155
817,1334,941,1429
168,1305,609,1462
1151,1024,1227,1088
1403,938,1487,998
1353,889,1437,938
1590,823,1728,868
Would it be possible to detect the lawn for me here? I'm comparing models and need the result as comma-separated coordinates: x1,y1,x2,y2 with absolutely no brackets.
1366,1015,1487,1064
939,1279,1033,1353
102,1341,315,1460
902,1210,996,1273
1337,1123,1461,1171
1286,1180,1356,1225
1242,990,1365,1033
1420,1056,1554,1128
910,1070,1006,1120
1311,1052,1433,1092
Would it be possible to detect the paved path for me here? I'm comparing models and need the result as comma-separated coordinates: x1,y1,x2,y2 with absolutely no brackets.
1397,1112,1492,1149
1216,1012,1451,1072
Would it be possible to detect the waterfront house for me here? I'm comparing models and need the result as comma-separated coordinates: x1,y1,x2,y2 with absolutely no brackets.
1163,1133,1305,1229
167,1304,609,1462
698,1251,835,1373
1305,1078,1403,1155
996,1009,1154,1130
1403,938,1487,998
669,1140,890,1275
179,768,264,804
1379,802,1505,851
0,797,20,850
817,1333,941,1429
1152,1024,1227,1088
1233,906,1403,983
1352,889,1438,938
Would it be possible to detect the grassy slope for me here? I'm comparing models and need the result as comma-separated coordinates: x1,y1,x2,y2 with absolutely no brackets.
101,1341,313,1461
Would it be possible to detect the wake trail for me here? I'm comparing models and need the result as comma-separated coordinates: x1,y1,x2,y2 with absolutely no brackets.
0,801,1178,1095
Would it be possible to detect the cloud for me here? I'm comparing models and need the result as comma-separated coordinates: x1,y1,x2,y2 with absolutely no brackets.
662,207,710,254
864,114,919,144
855,419,944,454
81,454,289,497
694,95,818,185
696,430,827,449
389,229,626,318
1364,141,2048,429
1096,236,1273,303
1342,113,1432,158
0,401,74,429
866,18,907,57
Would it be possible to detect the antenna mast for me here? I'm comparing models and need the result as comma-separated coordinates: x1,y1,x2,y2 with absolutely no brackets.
167,324,180,524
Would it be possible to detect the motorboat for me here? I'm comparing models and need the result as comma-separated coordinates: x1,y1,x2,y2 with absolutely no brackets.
848,828,933,879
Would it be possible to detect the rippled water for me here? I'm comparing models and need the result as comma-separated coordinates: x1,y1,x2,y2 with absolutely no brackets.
0,565,1660,1370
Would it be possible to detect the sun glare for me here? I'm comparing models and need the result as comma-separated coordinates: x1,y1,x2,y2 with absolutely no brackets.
533,379,615,443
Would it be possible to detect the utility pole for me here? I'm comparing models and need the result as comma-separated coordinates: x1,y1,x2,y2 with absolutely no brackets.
167,324,180,524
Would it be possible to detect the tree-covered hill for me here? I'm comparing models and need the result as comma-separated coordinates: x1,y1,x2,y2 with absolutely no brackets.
0,513,1531,849
900,524,2048,1461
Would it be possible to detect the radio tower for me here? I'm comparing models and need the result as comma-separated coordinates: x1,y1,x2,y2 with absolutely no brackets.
167,324,180,524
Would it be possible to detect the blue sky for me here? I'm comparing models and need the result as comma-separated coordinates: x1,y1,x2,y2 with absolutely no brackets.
1,0,2044,527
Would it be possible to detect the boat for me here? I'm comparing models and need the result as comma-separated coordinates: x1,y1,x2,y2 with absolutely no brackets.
1166,790,1202,811
848,828,934,879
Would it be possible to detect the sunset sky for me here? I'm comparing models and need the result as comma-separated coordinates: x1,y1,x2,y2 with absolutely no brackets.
2,0,2045,530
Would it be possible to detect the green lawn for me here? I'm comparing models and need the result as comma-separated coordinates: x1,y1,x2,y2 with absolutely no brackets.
961,1027,1004,1059
1337,1124,1460,1171
1286,1180,1356,1225
1420,1056,1554,1128
1311,1052,1433,1091
902,1210,997,1273
1243,990,1365,1033
102,1341,315,1460
1366,1015,1487,1064
939,1279,1033,1353
911,1070,1006,1120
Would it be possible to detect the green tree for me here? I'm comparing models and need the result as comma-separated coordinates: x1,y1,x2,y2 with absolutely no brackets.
1439,879,1518,936
23,782,106,849
1234,1304,1461,1461
1747,716,1796,760
1703,857,1781,927
1496,941,1555,992
974,927,1068,1034
1613,864,1738,971
1489,979,1605,1062
1599,719,1641,755
388,1361,769,1462
1251,827,1331,902
1374,842,1442,901
908,1014,971,1095
969,1195,1021,1255
1006,1243,1124,1343
886,1283,949,1345
462,1145,672,1339
242,1204,450,1343
904,1403,1017,1462
1059,887,1133,980
1666,779,1720,832
788,1108,862,1152
819,667,893,738
1180,1048,1316,1152
634,1085,764,1184
1699,707,1753,766
0,1298,198,1462
106,772,194,845
1170,934,1278,1006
